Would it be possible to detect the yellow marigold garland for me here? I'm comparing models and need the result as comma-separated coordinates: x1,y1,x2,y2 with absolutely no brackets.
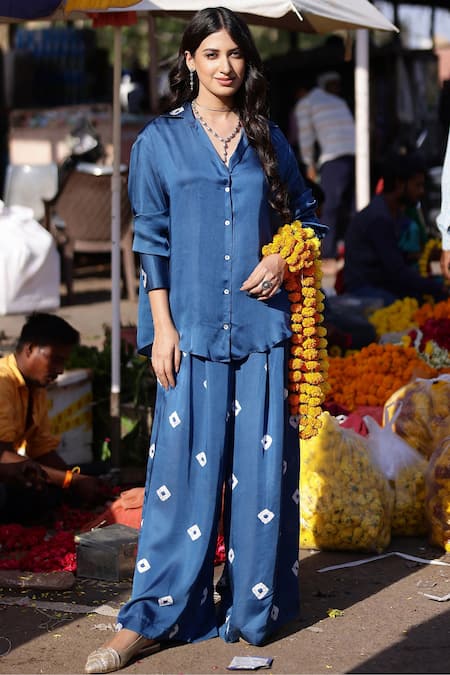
418,238,441,277
262,221,329,439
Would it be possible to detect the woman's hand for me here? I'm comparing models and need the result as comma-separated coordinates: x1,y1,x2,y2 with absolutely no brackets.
151,323,181,390
148,289,181,390
240,253,286,300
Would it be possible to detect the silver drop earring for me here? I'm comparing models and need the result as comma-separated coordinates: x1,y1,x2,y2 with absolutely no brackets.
189,69,195,92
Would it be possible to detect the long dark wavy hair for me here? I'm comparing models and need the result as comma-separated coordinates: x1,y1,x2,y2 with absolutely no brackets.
166,7,291,222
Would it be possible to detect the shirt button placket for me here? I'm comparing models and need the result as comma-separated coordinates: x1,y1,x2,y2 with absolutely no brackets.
223,178,232,355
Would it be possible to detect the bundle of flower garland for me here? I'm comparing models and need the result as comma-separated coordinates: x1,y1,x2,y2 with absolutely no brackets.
262,221,329,439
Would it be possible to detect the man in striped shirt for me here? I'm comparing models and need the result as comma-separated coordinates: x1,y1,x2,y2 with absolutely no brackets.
294,72,355,262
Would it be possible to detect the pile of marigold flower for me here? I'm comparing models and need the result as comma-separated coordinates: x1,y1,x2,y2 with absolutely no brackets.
369,297,419,337
369,297,450,340
263,221,329,439
326,343,437,412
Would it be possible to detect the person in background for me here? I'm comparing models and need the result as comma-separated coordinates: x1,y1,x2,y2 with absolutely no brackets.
0,312,101,522
85,7,325,674
294,71,355,267
436,128,450,281
344,152,448,306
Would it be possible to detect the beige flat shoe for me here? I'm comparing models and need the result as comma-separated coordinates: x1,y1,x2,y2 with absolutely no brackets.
85,635,160,674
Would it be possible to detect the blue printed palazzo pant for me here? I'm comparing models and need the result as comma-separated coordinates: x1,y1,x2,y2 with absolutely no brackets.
117,342,300,646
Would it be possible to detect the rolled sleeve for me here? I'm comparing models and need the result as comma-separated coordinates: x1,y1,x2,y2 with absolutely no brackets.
140,253,170,291
129,129,171,258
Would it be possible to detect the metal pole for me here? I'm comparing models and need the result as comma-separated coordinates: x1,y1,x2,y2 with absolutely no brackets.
110,24,122,467
355,29,371,211
147,13,159,114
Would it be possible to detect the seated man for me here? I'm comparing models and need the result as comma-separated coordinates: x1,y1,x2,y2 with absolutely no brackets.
0,312,100,523
344,153,448,306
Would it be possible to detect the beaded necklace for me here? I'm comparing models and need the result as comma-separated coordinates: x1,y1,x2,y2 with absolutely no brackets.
192,101,241,164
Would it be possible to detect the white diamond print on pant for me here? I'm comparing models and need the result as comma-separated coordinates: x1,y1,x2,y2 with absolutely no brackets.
195,452,207,467
258,508,275,524
252,582,269,600
156,485,171,501
137,558,151,574
169,411,181,428
231,474,238,490
149,443,155,458
283,460,287,475
292,560,299,577
283,388,289,399
261,434,273,450
232,400,241,416
200,587,208,605
271,605,279,621
203,379,208,389
289,415,300,429
228,548,235,563
158,595,174,606
187,524,202,541
292,489,300,505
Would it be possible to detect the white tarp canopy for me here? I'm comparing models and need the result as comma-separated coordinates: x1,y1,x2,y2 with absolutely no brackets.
81,0,397,33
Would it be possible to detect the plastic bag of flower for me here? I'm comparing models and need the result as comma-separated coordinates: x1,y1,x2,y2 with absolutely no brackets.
383,375,450,459
364,404,428,537
300,411,393,553
425,436,450,553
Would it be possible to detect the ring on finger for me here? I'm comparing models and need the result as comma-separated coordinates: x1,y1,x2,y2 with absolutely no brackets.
261,280,273,290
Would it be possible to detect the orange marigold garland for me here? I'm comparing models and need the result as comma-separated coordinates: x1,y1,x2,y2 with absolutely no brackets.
262,220,330,439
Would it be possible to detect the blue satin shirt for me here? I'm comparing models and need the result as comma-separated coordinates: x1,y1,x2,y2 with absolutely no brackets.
130,103,327,362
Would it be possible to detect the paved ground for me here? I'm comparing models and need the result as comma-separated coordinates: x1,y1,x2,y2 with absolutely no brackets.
0,538,449,674
2,268,450,674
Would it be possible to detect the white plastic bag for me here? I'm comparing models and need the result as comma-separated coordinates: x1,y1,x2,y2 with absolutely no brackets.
0,205,60,314
364,404,428,536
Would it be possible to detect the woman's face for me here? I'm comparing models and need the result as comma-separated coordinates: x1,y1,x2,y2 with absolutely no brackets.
185,29,246,102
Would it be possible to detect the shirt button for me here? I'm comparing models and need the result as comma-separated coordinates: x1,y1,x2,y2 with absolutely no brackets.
223,288,230,295
224,254,230,261
223,323,229,330
225,186,230,192
224,219,230,226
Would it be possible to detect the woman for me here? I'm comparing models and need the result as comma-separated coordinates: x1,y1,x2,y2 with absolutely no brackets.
85,7,326,674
